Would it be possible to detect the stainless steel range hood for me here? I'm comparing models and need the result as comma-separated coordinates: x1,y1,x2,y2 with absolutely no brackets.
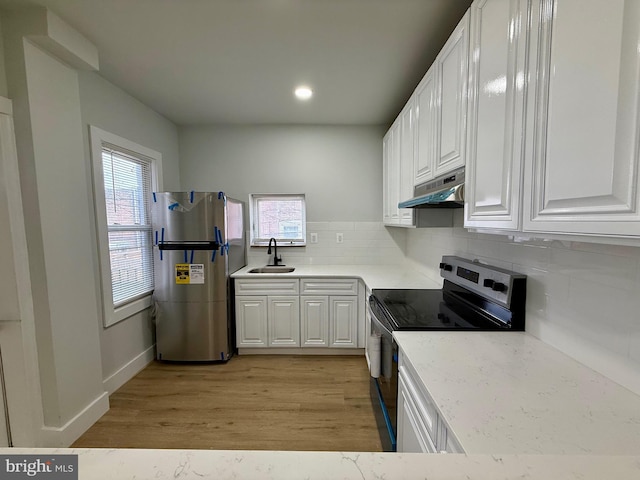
398,167,465,209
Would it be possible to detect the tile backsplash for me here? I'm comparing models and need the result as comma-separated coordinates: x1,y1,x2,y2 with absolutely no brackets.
246,221,406,266
405,210,640,396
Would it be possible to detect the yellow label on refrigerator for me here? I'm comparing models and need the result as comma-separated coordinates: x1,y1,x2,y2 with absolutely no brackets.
175,263,205,284
175,264,190,284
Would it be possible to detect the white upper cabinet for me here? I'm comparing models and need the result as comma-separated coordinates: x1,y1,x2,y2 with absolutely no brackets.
412,12,470,187
434,11,470,178
382,119,401,225
523,0,640,236
399,101,416,225
464,0,529,230
383,9,470,228
383,104,415,227
414,66,437,185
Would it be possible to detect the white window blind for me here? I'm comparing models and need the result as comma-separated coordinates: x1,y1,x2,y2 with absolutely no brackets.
101,145,154,307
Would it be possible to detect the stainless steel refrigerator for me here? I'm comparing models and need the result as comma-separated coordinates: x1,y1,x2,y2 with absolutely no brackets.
151,192,246,361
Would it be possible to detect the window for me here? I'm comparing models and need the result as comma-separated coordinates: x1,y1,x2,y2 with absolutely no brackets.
249,194,306,246
90,126,162,327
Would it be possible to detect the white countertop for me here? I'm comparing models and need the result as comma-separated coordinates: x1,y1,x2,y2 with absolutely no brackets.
5,448,640,479
232,264,442,290
395,331,640,455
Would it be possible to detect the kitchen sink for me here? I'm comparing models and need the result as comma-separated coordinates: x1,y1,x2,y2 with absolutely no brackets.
248,266,295,274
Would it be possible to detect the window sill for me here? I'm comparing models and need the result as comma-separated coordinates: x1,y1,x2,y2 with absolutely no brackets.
105,294,153,327
250,241,307,247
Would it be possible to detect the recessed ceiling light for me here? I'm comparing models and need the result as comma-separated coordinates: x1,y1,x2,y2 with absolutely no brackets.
294,86,313,100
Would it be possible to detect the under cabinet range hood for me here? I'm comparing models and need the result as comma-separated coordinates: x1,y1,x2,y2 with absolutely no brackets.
399,167,465,209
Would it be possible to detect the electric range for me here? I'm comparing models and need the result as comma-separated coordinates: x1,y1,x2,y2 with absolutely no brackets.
367,256,527,451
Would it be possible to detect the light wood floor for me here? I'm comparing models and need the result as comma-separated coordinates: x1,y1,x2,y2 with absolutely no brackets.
73,355,383,452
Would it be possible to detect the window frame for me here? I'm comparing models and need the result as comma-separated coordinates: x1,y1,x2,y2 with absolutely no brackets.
249,193,307,247
90,126,163,327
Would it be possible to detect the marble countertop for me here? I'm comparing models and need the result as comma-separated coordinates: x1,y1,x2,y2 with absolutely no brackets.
232,264,442,290
3,448,640,479
395,331,640,455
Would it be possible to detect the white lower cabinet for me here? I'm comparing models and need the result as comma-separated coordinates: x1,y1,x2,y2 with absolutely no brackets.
397,353,463,454
300,295,358,348
236,295,299,348
329,296,357,348
236,277,360,351
268,296,300,347
398,371,437,453
236,296,268,347
301,296,329,347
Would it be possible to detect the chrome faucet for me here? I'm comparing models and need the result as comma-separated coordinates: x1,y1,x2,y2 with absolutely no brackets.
267,237,283,266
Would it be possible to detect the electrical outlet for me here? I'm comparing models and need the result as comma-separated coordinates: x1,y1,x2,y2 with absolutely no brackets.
310,232,318,243
336,232,344,244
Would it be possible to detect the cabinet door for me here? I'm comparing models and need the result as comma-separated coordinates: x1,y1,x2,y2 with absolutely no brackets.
235,296,268,347
329,296,357,348
399,101,415,225
434,11,469,177
397,374,437,453
383,119,401,225
465,0,529,230
523,0,640,236
301,296,329,347
414,66,437,185
413,66,437,185
268,296,300,347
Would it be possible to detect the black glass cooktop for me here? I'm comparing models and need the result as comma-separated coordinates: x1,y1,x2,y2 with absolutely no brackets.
371,281,516,331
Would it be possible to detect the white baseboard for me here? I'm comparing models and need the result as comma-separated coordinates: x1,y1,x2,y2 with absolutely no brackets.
238,347,364,356
102,345,155,395
39,391,109,447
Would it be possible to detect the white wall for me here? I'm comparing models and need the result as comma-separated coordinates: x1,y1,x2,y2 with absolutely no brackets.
404,210,640,396
77,71,180,386
179,125,384,221
2,5,108,443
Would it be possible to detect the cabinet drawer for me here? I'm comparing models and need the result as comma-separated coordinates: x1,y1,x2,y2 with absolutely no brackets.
301,278,358,295
235,278,299,295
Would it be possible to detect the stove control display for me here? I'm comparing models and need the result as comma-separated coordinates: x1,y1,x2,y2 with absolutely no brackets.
456,266,479,284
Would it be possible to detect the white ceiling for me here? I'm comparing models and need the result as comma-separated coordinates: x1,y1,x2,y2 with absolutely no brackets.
0,0,472,126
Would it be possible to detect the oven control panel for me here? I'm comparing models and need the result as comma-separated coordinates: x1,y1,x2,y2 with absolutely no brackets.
439,256,526,308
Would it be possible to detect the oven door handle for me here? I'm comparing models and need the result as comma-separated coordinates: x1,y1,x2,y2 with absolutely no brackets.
368,299,393,338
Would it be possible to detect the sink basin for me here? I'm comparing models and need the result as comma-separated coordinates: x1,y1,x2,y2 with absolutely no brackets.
248,266,295,274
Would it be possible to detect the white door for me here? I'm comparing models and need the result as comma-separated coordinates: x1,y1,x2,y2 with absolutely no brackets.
383,120,401,225
464,0,529,230
301,296,329,347
523,0,640,236
397,376,436,453
268,296,300,347
399,101,415,225
329,296,357,348
434,11,469,177
235,296,268,347
414,66,437,185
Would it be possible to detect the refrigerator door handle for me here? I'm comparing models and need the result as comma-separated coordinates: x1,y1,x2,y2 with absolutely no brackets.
158,240,220,251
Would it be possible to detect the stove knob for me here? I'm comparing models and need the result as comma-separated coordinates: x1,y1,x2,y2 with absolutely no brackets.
483,279,495,288
491,282,507,293
439,263,453,272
